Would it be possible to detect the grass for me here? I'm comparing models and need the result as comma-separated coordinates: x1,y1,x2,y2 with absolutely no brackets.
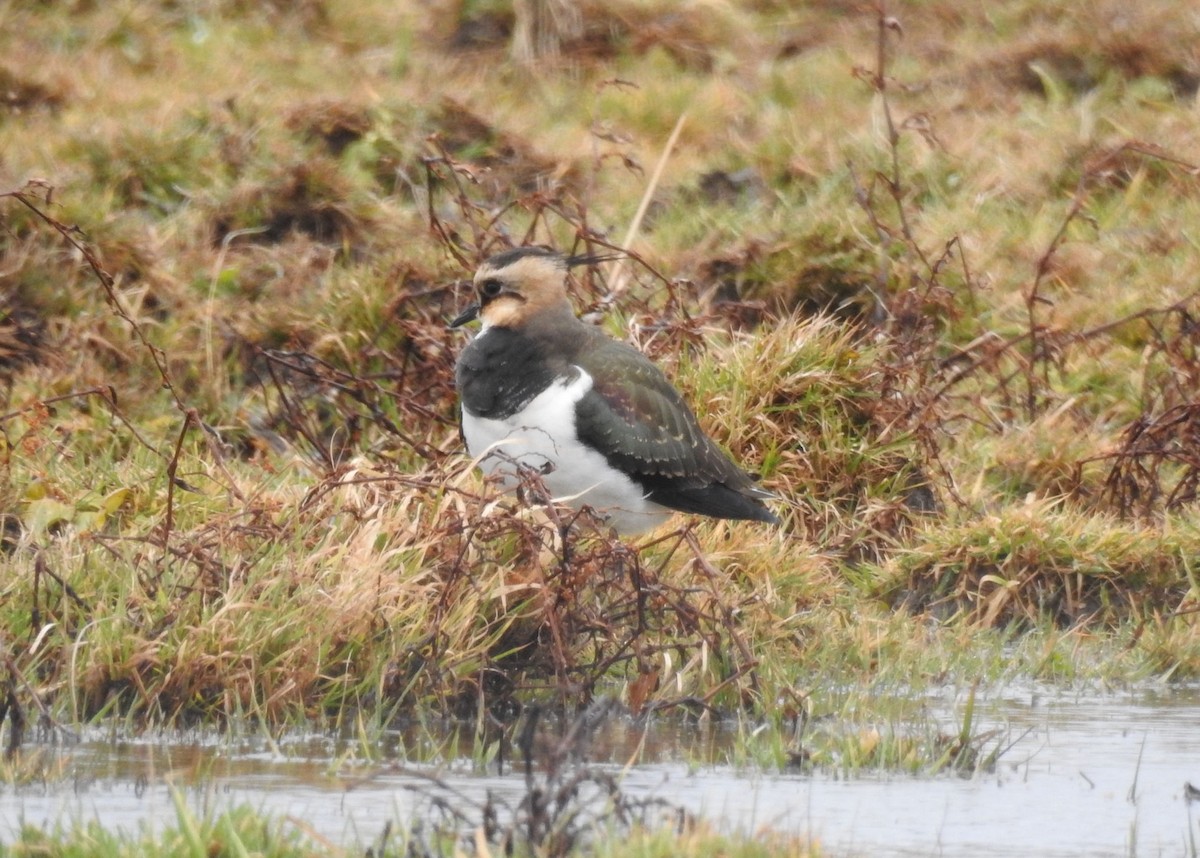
1,0,1200,822
1,793,406,858
1,809,820,858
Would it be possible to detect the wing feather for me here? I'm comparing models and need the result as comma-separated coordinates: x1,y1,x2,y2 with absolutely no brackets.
572,339,777,522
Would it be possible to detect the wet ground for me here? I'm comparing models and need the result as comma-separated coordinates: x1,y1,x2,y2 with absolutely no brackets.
2,685,1199,857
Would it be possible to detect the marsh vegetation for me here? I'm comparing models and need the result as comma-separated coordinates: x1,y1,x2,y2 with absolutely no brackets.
2,0,1200,854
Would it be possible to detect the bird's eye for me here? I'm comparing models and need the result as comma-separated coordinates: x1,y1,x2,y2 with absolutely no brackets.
480,278,503,299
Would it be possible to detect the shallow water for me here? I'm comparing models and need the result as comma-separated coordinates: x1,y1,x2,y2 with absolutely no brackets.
3,686,1200,857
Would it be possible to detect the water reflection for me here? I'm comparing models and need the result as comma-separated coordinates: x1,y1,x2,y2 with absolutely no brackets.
2,686,1199,857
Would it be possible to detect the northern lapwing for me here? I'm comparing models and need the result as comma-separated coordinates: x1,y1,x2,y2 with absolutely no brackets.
450,246,779,535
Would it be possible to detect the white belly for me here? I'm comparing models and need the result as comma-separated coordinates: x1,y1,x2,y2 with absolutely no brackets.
461,367,670,535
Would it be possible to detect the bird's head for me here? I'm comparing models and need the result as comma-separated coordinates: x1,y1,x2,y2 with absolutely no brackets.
449,246,613,330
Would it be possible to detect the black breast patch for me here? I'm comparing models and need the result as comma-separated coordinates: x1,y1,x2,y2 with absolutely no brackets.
455,327,561,420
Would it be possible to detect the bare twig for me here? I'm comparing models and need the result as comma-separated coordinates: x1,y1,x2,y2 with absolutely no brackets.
159,409,198,551
3,181,187,413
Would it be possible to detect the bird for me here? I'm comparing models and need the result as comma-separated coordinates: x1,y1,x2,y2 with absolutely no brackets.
450,245,779,535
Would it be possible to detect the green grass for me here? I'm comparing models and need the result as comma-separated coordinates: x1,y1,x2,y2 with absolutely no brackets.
1,806,821,858
2,797,349,858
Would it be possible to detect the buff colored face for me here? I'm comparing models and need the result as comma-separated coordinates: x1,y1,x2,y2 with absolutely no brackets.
449,252,574,331
472,254,572,329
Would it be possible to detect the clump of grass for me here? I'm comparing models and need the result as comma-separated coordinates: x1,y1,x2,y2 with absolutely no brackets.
872,501,1200,629
285,98,375,157
978,0,1200,100
430,99,582,198
0,747,68,788
672,312,936,561
208,157,376,249
798,708,1005,778
0,62,68,113
5,794,331,858
63,122,221,214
